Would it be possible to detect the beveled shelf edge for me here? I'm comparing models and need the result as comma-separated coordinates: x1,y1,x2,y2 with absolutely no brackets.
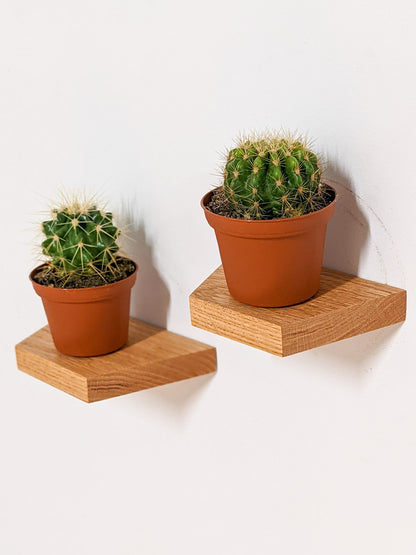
15,318,217,402
189,266,406,357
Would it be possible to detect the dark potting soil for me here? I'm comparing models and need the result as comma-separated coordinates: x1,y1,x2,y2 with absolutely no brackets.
206,185,335,220
206,187,241,218
33,257,136,289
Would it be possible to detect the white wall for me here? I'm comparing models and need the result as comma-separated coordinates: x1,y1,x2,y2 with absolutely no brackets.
1,1,415,553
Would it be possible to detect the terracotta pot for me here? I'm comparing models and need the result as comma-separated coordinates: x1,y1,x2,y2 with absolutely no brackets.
202,186,337,307
30,260,138,357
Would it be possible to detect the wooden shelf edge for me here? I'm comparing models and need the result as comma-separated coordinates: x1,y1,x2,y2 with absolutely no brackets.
189,266,406,357
15,318,217,402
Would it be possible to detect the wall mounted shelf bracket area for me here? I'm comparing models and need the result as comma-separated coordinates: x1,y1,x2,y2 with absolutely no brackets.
15,318,217,402
189,266,406,357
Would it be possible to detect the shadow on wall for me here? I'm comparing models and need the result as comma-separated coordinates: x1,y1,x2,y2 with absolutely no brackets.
117,198,216,412
313,160,403,370
123,373,216,420
323,160,370,276
309,323,404,375
119,199,170,328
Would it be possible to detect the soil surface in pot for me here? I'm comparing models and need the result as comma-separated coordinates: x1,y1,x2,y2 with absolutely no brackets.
206,184,335,220
32,257,136,289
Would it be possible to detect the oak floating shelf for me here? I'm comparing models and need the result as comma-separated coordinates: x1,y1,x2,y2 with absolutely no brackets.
15,318,217,402
189,266,406,357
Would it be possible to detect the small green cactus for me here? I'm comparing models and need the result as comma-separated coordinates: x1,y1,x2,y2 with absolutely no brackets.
41,195,121,278
222,131,327,219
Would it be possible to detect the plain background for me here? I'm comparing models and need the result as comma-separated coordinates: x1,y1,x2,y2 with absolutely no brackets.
1,1,415,553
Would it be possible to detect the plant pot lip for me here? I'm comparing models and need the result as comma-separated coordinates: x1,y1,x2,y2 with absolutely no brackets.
29,257,138,294
201,183,337,225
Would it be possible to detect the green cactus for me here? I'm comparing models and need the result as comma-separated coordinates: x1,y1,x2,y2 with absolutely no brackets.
222,132,326,219
41,196,121,278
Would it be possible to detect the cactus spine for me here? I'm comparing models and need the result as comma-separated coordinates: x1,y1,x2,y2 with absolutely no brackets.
223,132,325,219
41,196,121,278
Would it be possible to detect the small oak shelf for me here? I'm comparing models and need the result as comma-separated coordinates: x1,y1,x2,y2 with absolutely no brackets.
15,318,217,402
189,266,406,357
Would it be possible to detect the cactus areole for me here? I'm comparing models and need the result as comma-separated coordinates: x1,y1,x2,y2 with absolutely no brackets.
202,132,337,307
30,196,138,356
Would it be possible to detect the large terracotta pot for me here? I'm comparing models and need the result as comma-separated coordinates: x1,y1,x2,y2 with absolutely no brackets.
202,186,337,307
30,260,138,356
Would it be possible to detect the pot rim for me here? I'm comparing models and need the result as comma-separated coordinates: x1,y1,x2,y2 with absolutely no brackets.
30,257,138,296
201,182,337,225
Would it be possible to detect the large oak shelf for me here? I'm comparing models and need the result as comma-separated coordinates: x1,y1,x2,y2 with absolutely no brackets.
189,266,406,357
15,318,217,402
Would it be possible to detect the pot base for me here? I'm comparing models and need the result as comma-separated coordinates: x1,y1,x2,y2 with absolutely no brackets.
224,269,320,308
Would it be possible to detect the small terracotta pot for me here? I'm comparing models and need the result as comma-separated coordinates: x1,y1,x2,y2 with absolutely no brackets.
202,186,337,307
30,260,138,357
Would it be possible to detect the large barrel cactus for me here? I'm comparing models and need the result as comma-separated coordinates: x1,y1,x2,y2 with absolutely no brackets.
223,131,326,219
41,196,121,276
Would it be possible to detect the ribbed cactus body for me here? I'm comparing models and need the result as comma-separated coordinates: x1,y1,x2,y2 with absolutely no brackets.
223,133,323,219
41,203,120,274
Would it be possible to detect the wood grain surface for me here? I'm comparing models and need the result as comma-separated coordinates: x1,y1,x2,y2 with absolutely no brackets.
189,266,406,357
15,318,217,402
